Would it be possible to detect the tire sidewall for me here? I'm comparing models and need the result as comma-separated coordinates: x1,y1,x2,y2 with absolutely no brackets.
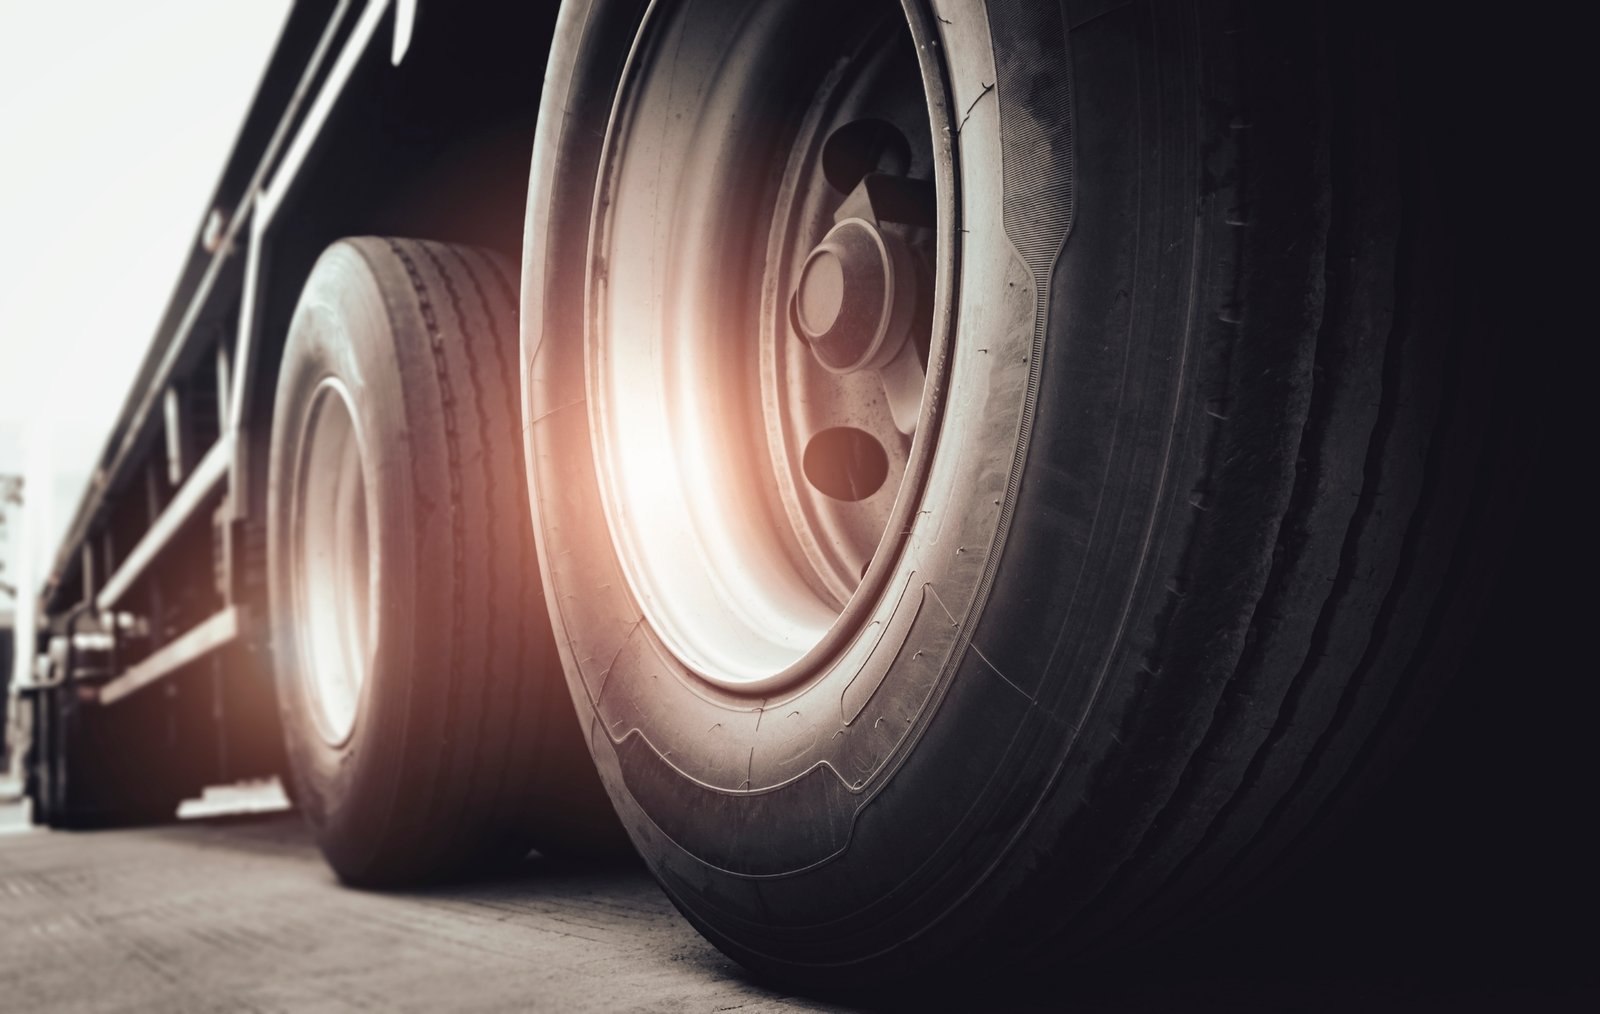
268,241,425,874
520,0,1078,963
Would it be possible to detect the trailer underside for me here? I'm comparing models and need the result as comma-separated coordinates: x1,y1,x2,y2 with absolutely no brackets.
21,0,553,819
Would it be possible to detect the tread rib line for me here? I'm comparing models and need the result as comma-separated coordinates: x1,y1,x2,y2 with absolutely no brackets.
1163,134,1435,926
1070,12,1399,941
419,241,502,783
447,244,540,831
384,239,471,859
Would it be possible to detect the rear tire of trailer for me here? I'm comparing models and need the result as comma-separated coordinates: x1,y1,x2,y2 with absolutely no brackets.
268,237,615,887
522,0,1511,987
33,684,186,830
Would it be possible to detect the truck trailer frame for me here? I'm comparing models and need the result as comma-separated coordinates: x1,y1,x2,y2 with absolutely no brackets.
18,0,554,824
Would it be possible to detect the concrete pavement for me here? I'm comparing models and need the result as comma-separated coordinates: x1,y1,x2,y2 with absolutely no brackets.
0,799,840,1013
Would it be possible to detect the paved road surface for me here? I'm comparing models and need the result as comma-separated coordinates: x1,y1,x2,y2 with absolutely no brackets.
1,786,1587,1012
0,795,840,1013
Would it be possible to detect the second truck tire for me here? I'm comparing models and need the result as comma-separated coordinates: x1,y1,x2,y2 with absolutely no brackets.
267,237,614,885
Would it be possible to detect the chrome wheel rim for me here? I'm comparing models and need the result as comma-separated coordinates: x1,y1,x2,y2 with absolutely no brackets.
588,0,953,692
290,377,375,745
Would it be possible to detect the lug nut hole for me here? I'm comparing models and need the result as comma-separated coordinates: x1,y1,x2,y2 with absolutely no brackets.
822,118,912,194
803,427,889,502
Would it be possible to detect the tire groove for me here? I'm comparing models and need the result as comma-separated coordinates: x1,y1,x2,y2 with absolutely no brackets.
447,244,536,832
418,241,502,858
1066,119,1340,941
384,239,470,867
1207,157,1492,915
1160,117,1438,925
1068,9,1384,940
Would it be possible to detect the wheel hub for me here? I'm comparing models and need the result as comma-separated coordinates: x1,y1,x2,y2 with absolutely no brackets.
291,378,373,745
587,0,951,691
793,217,908,373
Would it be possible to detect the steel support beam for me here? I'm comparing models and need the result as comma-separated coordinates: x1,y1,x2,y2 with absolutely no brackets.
96,435,232,613
254,0,389,232
96,607,240,707
163,385,195,486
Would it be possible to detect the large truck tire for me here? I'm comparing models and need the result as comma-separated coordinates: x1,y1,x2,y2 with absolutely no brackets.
520,0,1514,986
268,238,616,887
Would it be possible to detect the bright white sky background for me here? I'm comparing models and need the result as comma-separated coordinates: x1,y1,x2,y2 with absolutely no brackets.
1,1,290,679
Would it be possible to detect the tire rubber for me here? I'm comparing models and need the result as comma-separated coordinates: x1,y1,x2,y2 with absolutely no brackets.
521,0,1515,984
269,237,616,886
35,684,186,830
